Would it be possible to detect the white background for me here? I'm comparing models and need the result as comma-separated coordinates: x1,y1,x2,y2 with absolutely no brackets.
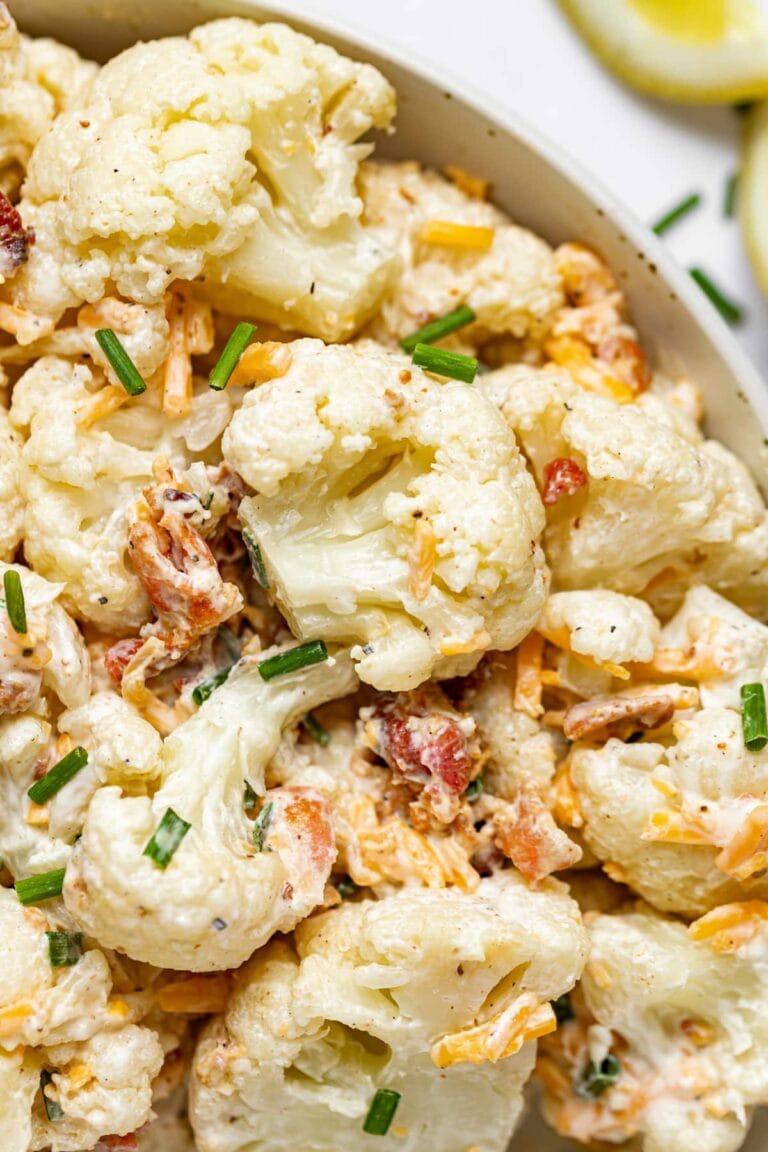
291,0,768,374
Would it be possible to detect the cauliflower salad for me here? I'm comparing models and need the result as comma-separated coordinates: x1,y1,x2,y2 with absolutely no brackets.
2,7,768,1152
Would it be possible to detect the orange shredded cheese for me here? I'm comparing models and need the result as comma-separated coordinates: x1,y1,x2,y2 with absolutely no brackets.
514,631,544,718
408,519,436,600
156,974,231,1015
439,630,491,658
444,165,489,200
77,384,130,428
715,803,768,880
643,810,710,845
689,901,768,952
431,995,555,1068
545,335,635,404
162,286,193,418
420,220,495,250
228,340,293,388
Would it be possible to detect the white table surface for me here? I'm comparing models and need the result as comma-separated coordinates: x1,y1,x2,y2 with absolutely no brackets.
291,0,768,376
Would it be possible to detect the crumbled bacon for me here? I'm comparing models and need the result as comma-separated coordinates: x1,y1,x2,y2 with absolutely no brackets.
597,335,651,394
102,1136,138,1151
0,191,33,280
542,458,587,506
104,638,144,684
490,789,581,882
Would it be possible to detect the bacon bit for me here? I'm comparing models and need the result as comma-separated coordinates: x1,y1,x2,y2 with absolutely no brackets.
228,340,293,388
408,519,436,600
104,638,144,684
563,686,698,741
443,165,489,201
689,901,768,953
419,220,495,250
681,1018,716,1048
103,1135,139,1150
491,789,582,881
554,242,619,307
514,631,544,718
545,335,636,404
156,974,231,1015
597,335,651,394
542,458,587,507
119,636,185,736
715,803,768,880
431,993,555,1068
0,191,33,281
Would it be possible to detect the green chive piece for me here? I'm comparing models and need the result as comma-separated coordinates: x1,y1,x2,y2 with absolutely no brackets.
40,1070,64,1121
400,304,476,354
46,931,84,968
253,801,273,852
363,1088,401,1135
244,780,258,809
15,868,66,905
465,776,484,801
689,267,744,325
652,192,702,236
337,876,357,899
741,683,768,751
218,625,241,663
28,747,88,806
258,640,328,682
302,711,330,747
724,172,739,219
243,528,269,588
412,343,477,383
94,328,147,396
579,1054,621,1098
209,322,256,391
552,993,575,1024
3,569,26,634
143,808,191,869
192,666,232,706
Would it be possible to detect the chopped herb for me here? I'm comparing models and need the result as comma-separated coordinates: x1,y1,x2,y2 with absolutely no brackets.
465,776,484,801
15,868,66,905
412,342,477,383
552,993,575,1024
724,171,738,218
689,267,744,325
363,1088,401,1135
741,682,768,751
192,666,232,706
302,711,330,746
244,780,258,809
46,931,84,967
243,528,269,588
94,328,147,395
28,746,88,806
258,640,328,682
40,1070,64,1121
143,808,191,869
3,569,26,633
253,801,273,852
202,491,214,510
400,304,476,353
337,876,357,899
209,322,256,391
579,1054,621,1098
218,624,241,663
651,192,702,236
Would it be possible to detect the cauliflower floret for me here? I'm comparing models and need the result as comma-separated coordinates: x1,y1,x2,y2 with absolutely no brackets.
64,649,358,971
539,590,660,667
0,712,70,877
189,871,587,1152
484,366,768,616
11,19,398,341
227,339,548,691
539,907,768,1152
360,160,564,347
0,407,23,560
570,707,768,915
0,4,96,198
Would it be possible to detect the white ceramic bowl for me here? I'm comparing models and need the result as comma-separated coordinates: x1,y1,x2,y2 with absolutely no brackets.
10,2,768,1149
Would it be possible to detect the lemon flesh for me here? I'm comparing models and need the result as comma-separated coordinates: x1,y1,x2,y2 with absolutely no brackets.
559,0,768,103
740,102,768,293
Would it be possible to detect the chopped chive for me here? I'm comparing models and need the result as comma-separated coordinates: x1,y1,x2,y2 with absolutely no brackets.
412,343,477,383
337,876,357,899
46,931,84,968
94,328,147,396
243,528,269,588
244,780,258,809
40,1070,64,1121
253,801,273,852
15,868,66,905
400,304,476,354
28,746,88,806
302,711,330,746
192,666,232,706
465,776,484,801
689,267,744,325
552,993,575,1024
258,640,328,682
3,570,26,633
209,322,256,391
579,1054,621,1098
652,192,702,236
218,625,241,663
741,683,768,751
143,808,190,869
724,172,738,218
363,1088,401,1135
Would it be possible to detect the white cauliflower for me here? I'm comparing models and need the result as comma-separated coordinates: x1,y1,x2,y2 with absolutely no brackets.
227,339,548,691
0,406,23,561
64,649,358,971
11,19,398,341
539,906,768,1152
189,871,587,1152
360,160,564,347
539,590,660,668
0,4,96,197
0,712,70,878
483,365,768,616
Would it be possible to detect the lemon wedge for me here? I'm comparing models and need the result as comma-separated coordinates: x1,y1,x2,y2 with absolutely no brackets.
740,102,768,292
558,0,768,102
